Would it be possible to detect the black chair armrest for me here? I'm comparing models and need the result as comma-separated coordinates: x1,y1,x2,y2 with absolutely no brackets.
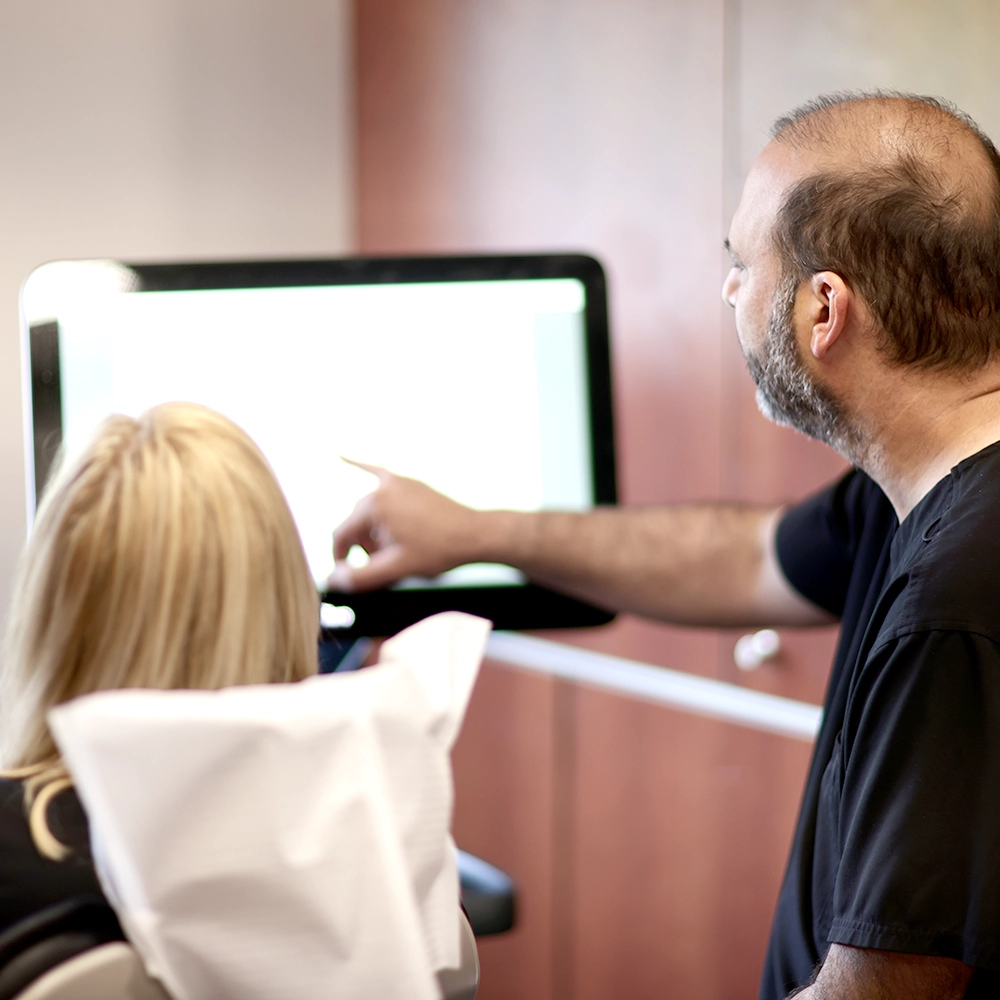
457,851,516,936
0,899,123,1000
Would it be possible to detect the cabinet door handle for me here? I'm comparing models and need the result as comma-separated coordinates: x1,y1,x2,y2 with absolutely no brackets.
734,629,781,671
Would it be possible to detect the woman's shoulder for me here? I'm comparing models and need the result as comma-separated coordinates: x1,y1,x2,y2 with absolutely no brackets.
0,776,37,849
0,777,91,861
0,777,106,938
0,777,26,813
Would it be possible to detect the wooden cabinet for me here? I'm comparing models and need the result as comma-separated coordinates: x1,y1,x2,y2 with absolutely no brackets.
355,2,845,995
451,666,817,999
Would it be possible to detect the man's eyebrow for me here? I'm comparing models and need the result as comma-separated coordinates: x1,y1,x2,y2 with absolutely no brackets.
723,238,740,260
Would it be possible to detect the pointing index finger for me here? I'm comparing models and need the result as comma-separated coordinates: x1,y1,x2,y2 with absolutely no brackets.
340,456,392,481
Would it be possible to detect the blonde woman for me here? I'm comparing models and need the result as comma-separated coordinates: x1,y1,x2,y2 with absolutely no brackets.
0,402,319,938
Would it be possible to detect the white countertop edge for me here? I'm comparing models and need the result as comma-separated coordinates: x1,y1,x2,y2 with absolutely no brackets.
485,632,822,743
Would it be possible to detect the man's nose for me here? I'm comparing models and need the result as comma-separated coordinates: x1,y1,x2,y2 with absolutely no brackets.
721,267,740,308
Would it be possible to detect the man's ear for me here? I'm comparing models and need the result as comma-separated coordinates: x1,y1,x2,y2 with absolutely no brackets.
808,271,851,359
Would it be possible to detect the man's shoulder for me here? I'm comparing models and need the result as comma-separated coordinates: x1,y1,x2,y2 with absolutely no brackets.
883,445,1000,643
778,468,896,618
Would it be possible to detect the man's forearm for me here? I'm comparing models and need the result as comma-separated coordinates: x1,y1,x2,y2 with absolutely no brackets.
471,503,823,628
790,944,973,1000
330,469,830,627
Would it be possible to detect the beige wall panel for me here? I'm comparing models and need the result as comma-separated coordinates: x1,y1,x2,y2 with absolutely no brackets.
0,0,354,617
735,0,1000,182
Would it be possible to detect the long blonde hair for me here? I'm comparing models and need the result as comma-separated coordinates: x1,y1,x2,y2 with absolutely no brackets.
0,403,319,855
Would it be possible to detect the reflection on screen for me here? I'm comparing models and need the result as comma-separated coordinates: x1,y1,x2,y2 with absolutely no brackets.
50,279,593,586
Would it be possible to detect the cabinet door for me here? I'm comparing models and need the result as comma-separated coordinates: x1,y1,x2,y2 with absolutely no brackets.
356,3,840,996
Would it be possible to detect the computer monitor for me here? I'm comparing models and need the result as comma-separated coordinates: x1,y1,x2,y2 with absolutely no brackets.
22,254,617,636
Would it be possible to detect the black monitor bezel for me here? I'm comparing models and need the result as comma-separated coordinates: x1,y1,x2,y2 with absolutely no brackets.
26,253,617,636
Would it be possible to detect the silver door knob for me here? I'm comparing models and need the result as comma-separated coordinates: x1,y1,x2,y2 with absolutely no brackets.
734,629,781,671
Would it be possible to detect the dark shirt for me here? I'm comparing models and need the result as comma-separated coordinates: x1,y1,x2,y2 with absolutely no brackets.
0,778,112,937
762,442,1000,999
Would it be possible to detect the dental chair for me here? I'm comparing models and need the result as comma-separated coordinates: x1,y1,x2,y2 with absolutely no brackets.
3,629,514,999
0,901,481,1000
0,851,514,1000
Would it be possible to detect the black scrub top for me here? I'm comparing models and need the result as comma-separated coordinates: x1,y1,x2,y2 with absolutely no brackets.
762,449,1000,999
0,778,117,938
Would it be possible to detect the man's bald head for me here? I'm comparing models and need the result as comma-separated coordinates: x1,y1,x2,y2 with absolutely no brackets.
766,93,1000,370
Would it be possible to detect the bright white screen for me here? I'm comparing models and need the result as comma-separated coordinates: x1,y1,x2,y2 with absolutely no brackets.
52,278,593,586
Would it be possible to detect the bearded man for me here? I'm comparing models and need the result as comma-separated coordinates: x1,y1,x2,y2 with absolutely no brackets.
330,93,1000,999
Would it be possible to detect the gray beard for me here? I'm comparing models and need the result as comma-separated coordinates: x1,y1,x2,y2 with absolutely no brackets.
744,275,869,463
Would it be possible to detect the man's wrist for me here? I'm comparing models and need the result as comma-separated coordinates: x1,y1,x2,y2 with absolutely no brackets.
472,509,535,568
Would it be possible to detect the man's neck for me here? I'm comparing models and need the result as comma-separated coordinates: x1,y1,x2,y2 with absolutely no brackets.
853,370,1000,521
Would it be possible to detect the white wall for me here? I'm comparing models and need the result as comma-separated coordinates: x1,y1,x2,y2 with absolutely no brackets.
0,0,354,614
731,0,1000,202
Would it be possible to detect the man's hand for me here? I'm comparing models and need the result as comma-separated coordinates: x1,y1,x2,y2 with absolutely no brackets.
792,944,973,999
329,462,482,591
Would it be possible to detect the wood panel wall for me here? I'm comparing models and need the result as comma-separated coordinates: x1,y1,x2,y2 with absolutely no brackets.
355,2,844,997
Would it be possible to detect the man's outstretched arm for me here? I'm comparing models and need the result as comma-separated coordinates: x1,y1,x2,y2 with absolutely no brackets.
329,464,834,629
791,944,973,999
